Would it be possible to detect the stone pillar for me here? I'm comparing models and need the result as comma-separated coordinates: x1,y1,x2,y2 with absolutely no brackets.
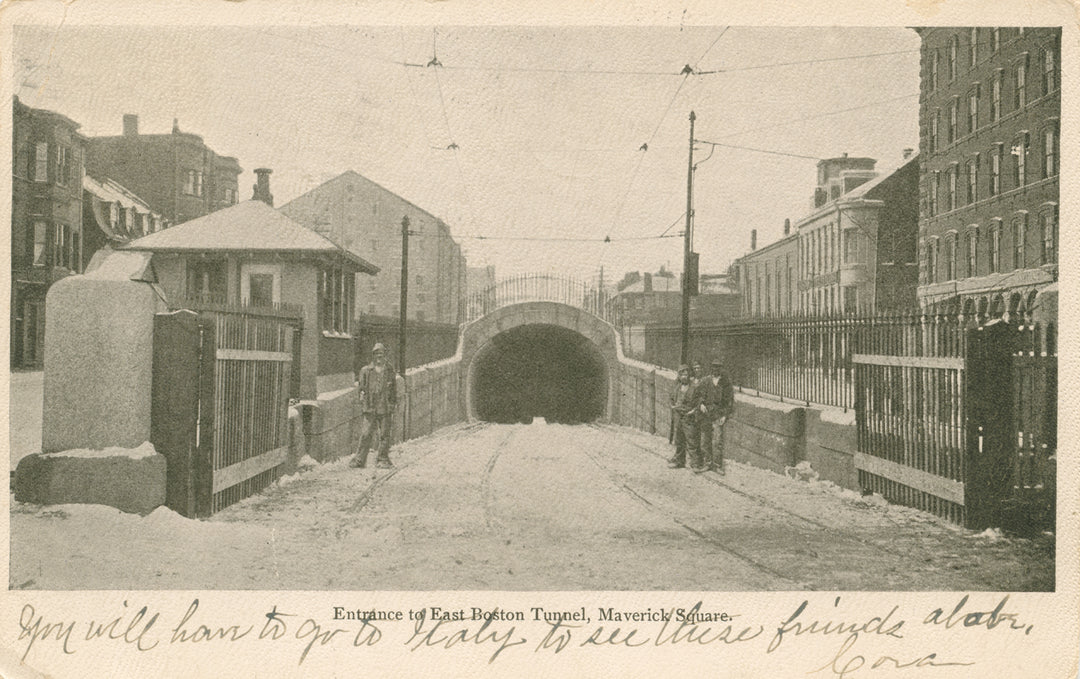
41,251,166,453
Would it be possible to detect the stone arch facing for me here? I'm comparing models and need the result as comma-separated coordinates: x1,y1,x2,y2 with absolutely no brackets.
459,302,621,422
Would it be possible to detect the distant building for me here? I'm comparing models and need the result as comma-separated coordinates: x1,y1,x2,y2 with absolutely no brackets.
735,153,920,317
614,271,739,325
82,174,169,258
85,114,242,226
122,199,379,398
914,27,1059,318
11,96,86,368
279,171,467,324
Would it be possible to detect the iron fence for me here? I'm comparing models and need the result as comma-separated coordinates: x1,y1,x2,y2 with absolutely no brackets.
462,273,622,327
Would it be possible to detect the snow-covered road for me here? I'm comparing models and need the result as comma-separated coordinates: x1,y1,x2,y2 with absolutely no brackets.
10,421,1054,590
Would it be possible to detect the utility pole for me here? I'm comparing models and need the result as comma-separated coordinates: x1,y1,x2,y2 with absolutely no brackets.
681,111,695,366
398,215,410,378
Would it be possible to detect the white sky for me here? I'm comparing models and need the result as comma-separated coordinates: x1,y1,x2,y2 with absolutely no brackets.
14,25,920,281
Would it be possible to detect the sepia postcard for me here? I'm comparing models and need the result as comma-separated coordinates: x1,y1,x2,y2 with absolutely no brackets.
1,0,1076,676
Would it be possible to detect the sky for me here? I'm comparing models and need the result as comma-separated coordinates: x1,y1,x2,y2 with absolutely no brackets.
13,25,921,282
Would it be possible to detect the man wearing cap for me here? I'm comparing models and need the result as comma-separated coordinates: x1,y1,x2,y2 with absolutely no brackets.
350,343,398,469
698,358,734,473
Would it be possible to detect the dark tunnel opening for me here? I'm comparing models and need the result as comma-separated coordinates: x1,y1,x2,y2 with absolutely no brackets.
471,324,608,424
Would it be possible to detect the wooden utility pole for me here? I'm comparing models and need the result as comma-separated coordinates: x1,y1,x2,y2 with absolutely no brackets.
398,215,410,378
681,111,695,366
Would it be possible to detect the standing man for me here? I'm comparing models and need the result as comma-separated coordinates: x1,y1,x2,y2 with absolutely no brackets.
669,365,699,469
350,342,398,469
700,358,735,474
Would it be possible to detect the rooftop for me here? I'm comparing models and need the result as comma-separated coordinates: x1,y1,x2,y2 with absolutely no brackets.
121,200,379,274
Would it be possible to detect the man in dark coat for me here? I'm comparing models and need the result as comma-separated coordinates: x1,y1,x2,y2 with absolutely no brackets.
350,343,398,469
668,365,698,469
697,358,735,473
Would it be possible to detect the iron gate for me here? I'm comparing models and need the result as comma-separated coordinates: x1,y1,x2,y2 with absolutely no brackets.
152,308,295,517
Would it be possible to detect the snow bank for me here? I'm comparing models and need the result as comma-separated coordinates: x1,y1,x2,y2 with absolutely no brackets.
41,441,157,460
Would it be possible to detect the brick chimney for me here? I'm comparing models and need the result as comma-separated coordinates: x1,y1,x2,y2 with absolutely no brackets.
122,114,138,136
902,147,914,160
751,229,757,251
252,168,274,206
783,218,791,236
643,272,653,293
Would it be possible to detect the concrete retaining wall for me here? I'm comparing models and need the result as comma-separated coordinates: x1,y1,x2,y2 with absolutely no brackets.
612,357,860,490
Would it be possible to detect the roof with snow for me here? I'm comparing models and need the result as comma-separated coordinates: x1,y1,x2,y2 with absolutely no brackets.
122,200,379,274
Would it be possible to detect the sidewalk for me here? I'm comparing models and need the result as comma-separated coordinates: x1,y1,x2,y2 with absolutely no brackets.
9,370,43,469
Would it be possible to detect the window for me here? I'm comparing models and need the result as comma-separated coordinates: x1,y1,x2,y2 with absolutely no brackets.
1012,133,1028,188
1042,46,1056,95
1040,207,1057,264
417,292,426,304
989,226,1001,273
991,72,1002,121
968,87,979,133
948,35,959,81
415,273,424,287
989,146,1001,196
948,99,958,143
929,172,939,216
187,260,227,300
1042,126,1058,178
843,228,859,263
367,303,376,314
970,28,979,66
926,241,937,284
930,50,939,91
1012,215,1027,270
53,224,78,271
370,239,378,252
930,110,940,152
967,158,978,204
368,277,376,291
1014,59,1027,110
945,234,957,281
223,187,235,204
183,170,204,196
319,266,352,333
55,146,70,186
967,231,978,277
992,28,1000,52
32,221,48,265
946,167,957,211
248,274,274,307
34,142,48,182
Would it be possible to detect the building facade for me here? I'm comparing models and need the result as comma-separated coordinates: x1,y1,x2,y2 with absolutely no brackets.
85,114,242,226
83,174,169,259
280,171,467,324
735,154,919,317
915,27,1060,317
614,271,740,325
11,97,86,368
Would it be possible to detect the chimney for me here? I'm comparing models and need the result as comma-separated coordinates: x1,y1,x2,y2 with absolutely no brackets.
842,151,848,158
643,272,653,293
751,229,757,251
122,114,139,136
783,218,791,236
252,168,274,206
172,118,180,134
902,147,914,160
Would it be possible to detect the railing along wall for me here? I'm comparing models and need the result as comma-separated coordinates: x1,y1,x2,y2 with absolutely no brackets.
462,273,622,327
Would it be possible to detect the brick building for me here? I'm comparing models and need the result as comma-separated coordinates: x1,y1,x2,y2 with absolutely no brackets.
915,27,1060,317
11,97,86,368
85,114,242,226
614,271,740,325
735,154,920,317
280,171,467,324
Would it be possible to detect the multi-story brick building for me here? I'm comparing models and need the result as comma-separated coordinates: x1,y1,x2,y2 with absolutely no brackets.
280,171,467,324
11,97,86,368
915,27,1060,317
85,114,242,226
735,153,919,317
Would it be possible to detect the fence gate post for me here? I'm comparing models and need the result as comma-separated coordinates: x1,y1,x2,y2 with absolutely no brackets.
151,311,215,518
964,319,1014,530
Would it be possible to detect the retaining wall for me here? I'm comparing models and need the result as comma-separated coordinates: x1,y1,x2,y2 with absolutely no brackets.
612,358,861,490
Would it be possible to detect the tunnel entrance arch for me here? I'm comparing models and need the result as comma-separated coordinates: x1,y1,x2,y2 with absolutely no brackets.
460,302,620,423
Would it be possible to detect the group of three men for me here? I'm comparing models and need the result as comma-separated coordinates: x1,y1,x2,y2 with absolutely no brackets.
669,359,734,474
